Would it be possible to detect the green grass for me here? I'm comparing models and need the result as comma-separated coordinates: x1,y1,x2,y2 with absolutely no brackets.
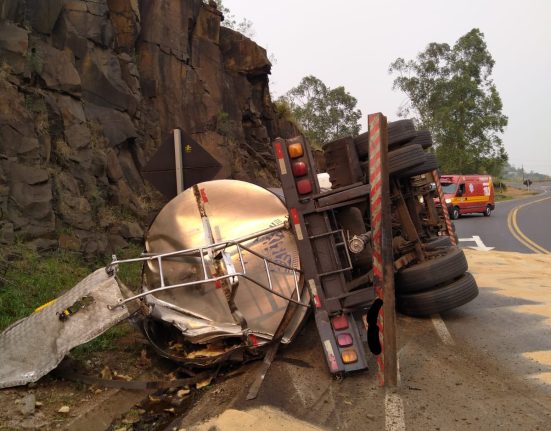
0,243,145,355
71,322,135,359
0,246,91,331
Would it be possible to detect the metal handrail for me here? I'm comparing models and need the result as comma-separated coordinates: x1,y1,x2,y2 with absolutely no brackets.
108,225,307,310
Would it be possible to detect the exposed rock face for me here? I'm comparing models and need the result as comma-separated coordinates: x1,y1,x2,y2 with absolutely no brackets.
0,0,298,256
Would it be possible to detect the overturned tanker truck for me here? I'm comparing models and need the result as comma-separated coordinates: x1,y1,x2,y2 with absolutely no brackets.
0,116,478,389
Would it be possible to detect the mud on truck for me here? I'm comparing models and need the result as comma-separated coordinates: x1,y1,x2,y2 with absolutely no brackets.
0,117,478,389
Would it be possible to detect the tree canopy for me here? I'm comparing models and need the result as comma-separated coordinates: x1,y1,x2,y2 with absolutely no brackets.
280,75,362,147
389,28,508,176
211,0,254,38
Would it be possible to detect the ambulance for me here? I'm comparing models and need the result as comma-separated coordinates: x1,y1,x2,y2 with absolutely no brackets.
440,175,495,219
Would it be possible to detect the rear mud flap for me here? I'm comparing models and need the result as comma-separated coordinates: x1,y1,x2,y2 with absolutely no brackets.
0,268,129,388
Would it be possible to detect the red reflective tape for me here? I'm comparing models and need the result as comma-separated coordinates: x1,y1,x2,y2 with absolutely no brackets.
369,135,381,155
314,295,321,308
371,210,382,229
290,208,300,225
200,188,209,203
370,163,382,185
249,334,258,347
274,142,284,159
368,113,380,130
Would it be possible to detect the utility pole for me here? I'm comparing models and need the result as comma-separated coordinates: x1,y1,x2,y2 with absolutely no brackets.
522,164,525,185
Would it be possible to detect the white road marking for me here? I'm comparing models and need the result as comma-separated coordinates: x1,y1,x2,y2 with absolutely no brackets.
385,391,406,431
458,236,495,251
431,314,455,345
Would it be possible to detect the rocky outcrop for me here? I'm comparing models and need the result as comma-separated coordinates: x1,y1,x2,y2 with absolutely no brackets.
0,0,298,256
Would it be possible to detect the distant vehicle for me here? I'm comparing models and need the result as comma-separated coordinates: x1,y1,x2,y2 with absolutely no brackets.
440,175,495,219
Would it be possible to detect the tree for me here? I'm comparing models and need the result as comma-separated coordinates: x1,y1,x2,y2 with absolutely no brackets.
210,0,255,38
281,75,362,147
389,29,508,176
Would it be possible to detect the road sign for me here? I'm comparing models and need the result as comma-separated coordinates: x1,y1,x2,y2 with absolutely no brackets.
142,129,222,200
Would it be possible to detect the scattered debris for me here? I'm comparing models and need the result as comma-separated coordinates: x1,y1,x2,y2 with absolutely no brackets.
58,405,70,414
18,394,36,416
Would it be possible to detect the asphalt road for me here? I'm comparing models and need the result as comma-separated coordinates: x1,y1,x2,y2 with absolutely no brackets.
453,183,551,253
162,184,551,431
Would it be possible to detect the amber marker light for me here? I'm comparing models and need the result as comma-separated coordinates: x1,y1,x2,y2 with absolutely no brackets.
287,143,304,158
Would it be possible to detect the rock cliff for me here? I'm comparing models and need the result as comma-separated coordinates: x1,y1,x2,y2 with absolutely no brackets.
0,0,297,256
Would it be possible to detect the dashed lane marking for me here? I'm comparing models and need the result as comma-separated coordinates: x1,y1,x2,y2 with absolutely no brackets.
385,391,406,431
431,314,455,345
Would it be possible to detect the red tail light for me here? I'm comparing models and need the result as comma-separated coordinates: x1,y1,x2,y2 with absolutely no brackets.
337,333,353,347
296,178,312,195
331,315,349,331
292,161,308,177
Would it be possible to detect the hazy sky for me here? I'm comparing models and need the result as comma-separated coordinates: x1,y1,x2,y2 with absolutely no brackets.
224,0,551,175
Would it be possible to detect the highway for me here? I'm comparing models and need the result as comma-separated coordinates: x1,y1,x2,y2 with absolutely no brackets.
454,183,551,253
169,186,551,431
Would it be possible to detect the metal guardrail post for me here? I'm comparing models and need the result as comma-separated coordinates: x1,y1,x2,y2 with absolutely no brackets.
368,113,398,386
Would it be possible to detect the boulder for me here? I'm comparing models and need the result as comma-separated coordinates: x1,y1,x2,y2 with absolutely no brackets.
0,21,28,73
26,0,64,34
64,123,92,150
84,102,137,146
57,94,86,126
63,0,113,47
219,27,271,77
80,47,137,113
35,40,81,95
107,0,141,52
54,172,94,230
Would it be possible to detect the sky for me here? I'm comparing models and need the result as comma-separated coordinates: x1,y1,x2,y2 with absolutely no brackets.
224,0,551,176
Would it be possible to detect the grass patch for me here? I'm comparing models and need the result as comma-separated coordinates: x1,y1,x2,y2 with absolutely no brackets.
0,242,145,349
71,322,134,359
495,187,538,202
0,246,92,331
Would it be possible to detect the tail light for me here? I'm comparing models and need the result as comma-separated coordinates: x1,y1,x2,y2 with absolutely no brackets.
296,178,312,195
287,143,303,158
341,349,358,364
337,333,353,347
291,161,308,177
331,315,349,331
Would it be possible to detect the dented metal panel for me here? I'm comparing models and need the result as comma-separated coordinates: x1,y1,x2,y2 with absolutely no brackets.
0,268,129,388
142,180,309,344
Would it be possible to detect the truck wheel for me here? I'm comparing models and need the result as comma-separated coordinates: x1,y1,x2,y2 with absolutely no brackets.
396,272,479,317
389,144,426,175
388,119,417,148
396,246,468,293
408,130,433,149
354,132,369,159
398,153,439,178
450,206,460,220
354,119,417,158
483,205,491,217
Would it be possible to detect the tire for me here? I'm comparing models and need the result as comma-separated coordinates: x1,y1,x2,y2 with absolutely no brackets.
450,206,460,220
396,246,468,293
483,205,491,217
354,132,369,159
354,119,418,158
397,153,439,178
396,272,479,317
388,119,417,148
423,236,452,250
408,130,433,149
389,144,426,175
